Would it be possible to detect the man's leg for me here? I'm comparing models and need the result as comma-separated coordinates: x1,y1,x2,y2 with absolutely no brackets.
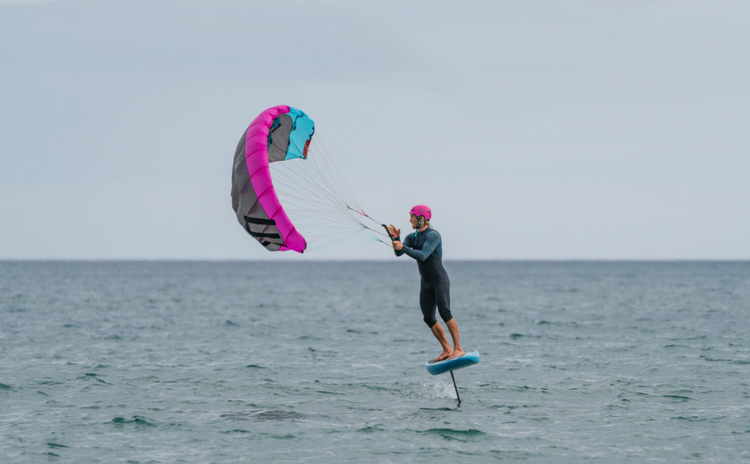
445,318,465,360
434,278,463,360
430,322,453,362
422,281,452,362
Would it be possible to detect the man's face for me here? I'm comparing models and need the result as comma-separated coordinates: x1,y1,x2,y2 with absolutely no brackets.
409,214,419,229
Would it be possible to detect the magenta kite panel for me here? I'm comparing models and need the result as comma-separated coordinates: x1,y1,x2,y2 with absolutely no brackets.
231,105,315,253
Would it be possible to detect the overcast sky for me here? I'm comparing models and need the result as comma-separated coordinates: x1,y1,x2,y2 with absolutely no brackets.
1,0,748,260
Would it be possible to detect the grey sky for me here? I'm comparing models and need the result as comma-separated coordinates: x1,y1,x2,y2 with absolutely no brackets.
1,0,748,260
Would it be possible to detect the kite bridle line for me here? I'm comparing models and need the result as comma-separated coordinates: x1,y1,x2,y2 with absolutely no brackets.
344,206,393,244
269,130,393,251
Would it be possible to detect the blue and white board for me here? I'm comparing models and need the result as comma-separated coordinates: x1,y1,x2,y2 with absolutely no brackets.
425,351,480,376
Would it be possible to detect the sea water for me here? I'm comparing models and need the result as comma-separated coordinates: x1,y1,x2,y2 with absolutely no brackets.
1,261,749,463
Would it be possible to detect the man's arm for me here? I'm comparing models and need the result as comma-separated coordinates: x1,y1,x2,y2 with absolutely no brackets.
400,232,440,262
394,234,411,256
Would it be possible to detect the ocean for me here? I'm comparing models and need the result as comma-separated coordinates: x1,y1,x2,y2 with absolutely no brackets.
2,261,749,463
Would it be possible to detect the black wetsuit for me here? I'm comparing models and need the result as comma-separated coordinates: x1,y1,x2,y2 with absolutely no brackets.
394,227,452,328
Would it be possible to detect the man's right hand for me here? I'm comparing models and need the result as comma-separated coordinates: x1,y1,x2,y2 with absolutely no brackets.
388,224,401,240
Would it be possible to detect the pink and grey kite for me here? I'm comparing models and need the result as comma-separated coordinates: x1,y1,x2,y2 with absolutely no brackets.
231,105,314,253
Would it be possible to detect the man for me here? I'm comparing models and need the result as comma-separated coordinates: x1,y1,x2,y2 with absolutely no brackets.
389,205,465,362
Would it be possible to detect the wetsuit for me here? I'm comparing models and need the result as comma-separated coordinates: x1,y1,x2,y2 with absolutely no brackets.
394,227,452,328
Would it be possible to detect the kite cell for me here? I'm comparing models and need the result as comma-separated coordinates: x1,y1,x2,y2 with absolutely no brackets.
231,105,314,253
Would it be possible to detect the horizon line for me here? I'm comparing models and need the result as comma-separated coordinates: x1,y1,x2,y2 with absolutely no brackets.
2,258,749,263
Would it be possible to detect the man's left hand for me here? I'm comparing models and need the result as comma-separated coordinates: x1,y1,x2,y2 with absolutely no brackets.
392,241,403,251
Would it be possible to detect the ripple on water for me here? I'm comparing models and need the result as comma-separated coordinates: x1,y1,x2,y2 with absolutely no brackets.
47,443,69,449
220,410,305,422
109,416,156,428
416,428,486,442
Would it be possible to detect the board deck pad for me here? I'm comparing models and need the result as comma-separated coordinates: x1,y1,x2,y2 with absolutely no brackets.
425,351,480,376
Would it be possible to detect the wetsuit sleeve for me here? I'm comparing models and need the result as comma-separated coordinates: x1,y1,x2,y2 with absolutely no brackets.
401,232,440,262
394,234,410,257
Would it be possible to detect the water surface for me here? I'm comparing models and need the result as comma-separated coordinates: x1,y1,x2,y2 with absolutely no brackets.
2,261,749,462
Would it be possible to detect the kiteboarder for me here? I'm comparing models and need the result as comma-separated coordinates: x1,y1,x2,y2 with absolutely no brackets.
389,205,465,362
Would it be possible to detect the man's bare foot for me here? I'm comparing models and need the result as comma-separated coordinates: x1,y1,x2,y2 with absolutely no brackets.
432,350,452,363
446,349,465,360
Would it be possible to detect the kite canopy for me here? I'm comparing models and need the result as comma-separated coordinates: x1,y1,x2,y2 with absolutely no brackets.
231,105,314,253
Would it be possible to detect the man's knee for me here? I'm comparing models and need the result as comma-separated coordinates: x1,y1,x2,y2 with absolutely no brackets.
438,307,453,323
424,314,438,327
